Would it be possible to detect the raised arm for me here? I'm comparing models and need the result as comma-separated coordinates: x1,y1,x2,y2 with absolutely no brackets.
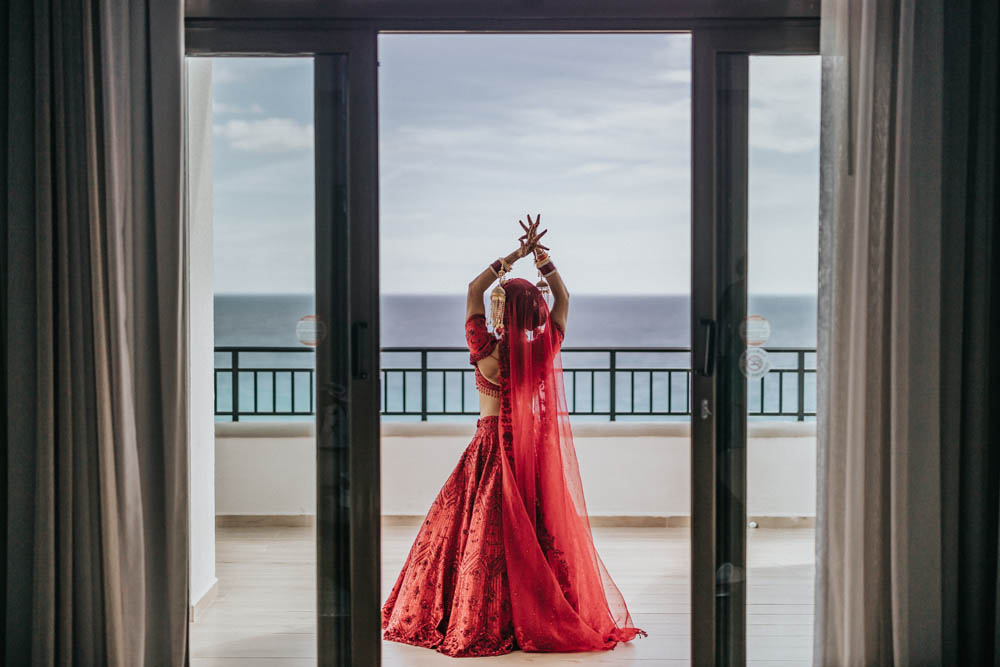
515,215,568,335
534,247,569,334
468,215,551,320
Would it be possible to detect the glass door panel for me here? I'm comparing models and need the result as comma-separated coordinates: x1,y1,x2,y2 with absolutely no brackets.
745,55,820,664
185,23,386,663
709,51,821,665
692,25,819,665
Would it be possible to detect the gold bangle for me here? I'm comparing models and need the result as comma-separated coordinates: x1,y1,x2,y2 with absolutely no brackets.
534,254,551,267
498,257,512,273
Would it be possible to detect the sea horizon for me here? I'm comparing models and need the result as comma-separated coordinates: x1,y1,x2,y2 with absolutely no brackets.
215,292,818,348
213,292,817,421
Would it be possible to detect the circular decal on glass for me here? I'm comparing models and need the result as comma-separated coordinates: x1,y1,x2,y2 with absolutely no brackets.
296,315,327,347
739,346,771,380
740,314,771,347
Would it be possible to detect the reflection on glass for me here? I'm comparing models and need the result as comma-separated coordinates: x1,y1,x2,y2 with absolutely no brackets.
747,55,820,664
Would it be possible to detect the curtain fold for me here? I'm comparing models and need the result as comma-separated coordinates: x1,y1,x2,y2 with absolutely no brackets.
816,0,998,664
3,1,188,665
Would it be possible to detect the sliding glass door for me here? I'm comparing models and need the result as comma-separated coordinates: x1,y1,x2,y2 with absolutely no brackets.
188,17,821,666
690,26,819,666
186,26,381,666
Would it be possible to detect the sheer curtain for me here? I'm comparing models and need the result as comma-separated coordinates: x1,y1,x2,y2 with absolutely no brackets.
816,0,998,664
3,1,187,665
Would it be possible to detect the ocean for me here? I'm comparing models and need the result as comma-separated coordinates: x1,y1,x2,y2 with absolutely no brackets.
214,293,817,421
215,293,817,348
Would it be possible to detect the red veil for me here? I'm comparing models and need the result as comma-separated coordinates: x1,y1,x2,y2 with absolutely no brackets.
494,279,645,651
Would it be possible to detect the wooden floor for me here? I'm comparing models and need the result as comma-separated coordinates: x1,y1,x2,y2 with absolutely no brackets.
190,522,814,666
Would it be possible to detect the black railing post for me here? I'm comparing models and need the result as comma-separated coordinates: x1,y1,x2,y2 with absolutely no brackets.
609,350,617,421
231,349,240,422
420,350,428,422
797,350,806,422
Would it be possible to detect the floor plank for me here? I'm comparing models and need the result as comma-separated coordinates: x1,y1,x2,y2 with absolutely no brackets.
190,522,815,664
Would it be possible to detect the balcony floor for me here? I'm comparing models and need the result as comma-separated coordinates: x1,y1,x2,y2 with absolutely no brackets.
190,521,814,666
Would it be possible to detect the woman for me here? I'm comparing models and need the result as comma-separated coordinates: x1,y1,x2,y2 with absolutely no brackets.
381,215,646,657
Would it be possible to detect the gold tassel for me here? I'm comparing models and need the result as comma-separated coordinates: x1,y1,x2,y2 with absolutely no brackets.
536,276,550,298
536,262,552,308
490,282,506,332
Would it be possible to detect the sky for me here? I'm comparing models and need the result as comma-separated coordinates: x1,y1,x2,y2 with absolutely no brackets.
206,35,820,296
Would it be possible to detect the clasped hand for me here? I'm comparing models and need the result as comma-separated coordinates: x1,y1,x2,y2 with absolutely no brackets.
516,214,550,260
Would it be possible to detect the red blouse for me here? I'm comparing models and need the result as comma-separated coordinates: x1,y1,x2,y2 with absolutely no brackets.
465,313,497,364
465,314,501,397
465,313,566,399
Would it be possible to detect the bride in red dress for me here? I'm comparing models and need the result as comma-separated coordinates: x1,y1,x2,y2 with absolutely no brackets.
381,215,646,657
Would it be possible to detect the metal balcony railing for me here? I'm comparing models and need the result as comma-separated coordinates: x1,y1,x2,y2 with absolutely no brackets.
214,345,816,422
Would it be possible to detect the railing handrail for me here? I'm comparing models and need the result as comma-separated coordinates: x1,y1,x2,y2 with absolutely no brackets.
217,344,816,353
386,346,815,352
214,344,817,422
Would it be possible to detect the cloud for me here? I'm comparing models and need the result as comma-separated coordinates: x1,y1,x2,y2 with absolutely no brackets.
213,154,314,196
212,101,265,115
565,161,622,177
653,69,691,84
213,215,315,294
213,117,314,153
208,37,818,296
212,58,308,85
748,56,821,154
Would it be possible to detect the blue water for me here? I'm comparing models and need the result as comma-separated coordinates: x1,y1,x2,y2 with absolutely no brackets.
215,293,816,347
214,293,817,421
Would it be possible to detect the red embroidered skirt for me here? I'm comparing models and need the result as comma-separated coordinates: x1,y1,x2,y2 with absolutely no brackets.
381,416,516,657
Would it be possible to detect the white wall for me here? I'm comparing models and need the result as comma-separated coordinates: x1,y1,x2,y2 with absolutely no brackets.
746,426,818,516
215,423,316,515
186,58,217,609
215,421,816,519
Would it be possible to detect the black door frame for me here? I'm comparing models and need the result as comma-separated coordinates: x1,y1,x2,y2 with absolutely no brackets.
187,27,382,667
185,7,819,665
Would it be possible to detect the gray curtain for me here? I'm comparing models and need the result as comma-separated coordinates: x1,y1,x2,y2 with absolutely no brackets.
3,1,188,665
816,0,998,664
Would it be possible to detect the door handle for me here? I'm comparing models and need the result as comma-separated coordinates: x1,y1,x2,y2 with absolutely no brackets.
352,321,369,380
698,318,716,377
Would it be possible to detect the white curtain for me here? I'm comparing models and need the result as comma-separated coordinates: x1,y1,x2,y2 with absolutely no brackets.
816,0,999,664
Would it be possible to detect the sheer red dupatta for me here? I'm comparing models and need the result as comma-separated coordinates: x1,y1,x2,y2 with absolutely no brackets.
495,279,645,652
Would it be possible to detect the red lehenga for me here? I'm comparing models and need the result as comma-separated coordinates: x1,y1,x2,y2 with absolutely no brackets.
382,279,646,657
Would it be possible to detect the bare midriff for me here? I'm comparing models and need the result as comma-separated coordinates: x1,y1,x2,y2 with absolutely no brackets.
476,353,501,417
478,390,500,417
